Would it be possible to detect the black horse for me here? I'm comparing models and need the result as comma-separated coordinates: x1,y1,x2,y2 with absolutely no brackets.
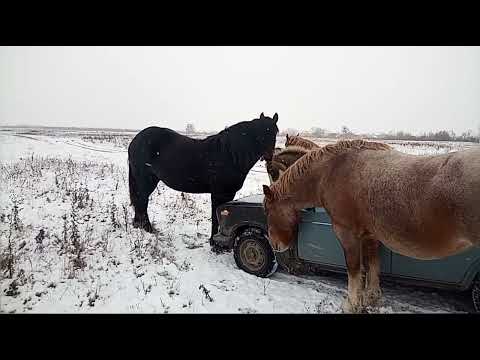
128,113,279,247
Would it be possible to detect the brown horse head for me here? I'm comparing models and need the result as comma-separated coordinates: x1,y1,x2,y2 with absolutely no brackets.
263,140,391,253
284,134,320,150
262,146,282,162
262,184,299,252
265,146,309,183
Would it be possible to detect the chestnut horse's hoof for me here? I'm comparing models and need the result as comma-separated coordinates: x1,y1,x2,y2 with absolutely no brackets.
363,288,382,308
342,298,364,314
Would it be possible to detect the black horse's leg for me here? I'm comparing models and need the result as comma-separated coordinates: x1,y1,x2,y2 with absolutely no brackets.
130,167,159,233
209,192,236,252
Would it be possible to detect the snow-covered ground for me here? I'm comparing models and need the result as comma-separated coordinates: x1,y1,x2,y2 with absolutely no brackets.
0,128,477,313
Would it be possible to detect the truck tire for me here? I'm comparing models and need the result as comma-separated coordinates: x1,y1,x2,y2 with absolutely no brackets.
233,228,277,278
472,275,480,313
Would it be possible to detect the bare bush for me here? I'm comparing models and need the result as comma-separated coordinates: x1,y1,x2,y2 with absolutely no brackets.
34,229,46,253
122,203,129,232
0,198,26,279
69,199,86,271
199,284,214,302
10,197,23,232
109,195,120,230
81,133,132,149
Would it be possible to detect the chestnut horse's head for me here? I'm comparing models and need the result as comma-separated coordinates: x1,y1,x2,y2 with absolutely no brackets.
262,184,299,252
285,133,300,147
285,133,319,150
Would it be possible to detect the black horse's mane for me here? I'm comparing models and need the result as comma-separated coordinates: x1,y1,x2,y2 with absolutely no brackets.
201,119,275,170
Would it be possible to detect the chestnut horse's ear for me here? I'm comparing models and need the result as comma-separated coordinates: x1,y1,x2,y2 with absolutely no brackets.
260,112,265,120
273,113,278,124
263,185,274,200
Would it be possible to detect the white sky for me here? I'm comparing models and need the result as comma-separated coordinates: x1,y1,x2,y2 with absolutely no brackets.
1,46,479,135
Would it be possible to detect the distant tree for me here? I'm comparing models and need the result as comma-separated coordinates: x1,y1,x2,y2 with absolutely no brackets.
310,127,326,137
434,130,451,141
378,127,480,143
186,123,195,134
394,131,415,140
460,130,472,141
341,126,353,136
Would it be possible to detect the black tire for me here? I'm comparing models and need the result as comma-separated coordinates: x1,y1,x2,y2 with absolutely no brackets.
472,275,480,313
233,228,277,278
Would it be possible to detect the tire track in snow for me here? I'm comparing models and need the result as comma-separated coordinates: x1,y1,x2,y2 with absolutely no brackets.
9,132,126,154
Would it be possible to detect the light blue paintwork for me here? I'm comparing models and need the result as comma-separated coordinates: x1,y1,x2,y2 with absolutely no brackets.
297,207,480,289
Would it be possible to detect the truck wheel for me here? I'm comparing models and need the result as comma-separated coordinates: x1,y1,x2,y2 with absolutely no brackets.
234,229,277,278
472,275,480,313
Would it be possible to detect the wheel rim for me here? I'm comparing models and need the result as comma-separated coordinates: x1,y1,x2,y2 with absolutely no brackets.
239,239,266,272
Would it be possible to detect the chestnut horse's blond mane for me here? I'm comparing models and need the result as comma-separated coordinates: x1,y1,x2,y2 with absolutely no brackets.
274,145,310,157
267,145,310,183
271,139,392,196
285,135,320,149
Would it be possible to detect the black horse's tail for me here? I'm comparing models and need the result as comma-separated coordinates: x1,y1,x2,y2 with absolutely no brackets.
128,161,137,209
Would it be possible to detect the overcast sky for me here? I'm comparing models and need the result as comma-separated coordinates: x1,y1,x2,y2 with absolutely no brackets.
1,46,479,135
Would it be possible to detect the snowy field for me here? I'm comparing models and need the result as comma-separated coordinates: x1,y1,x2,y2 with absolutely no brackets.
0,127,478,314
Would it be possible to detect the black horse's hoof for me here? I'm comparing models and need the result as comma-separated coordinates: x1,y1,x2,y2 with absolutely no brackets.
145,226,154,234
133,220,154,233
210,243,226,254
211,247,222,254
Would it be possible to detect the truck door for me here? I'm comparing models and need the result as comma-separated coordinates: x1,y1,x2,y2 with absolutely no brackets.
390,247,479,285
297,208,391,274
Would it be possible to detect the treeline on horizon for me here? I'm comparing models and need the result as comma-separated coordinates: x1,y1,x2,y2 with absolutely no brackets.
186,123,480,143
278,126,480,143
3,123,480,144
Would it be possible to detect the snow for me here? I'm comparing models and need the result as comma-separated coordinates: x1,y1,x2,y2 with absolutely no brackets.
0,128,477,313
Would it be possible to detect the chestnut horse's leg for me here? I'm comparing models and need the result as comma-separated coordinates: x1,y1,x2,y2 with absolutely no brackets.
333,224,364,313
362,238,382,308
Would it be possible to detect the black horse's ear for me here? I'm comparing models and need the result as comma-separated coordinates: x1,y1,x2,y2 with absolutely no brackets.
260,112,265,120
286,133,290,140
296,133,299,137
263,185,274,200
273,113,278,124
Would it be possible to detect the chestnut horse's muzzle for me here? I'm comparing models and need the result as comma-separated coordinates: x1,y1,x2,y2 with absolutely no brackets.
272,245,290,253
267,236,290,253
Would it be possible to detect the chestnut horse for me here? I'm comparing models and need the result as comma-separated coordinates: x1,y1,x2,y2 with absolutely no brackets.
262,139,480,313
285,133,320,149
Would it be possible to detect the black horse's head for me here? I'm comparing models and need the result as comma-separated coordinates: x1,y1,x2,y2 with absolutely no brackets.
254,112,279,162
